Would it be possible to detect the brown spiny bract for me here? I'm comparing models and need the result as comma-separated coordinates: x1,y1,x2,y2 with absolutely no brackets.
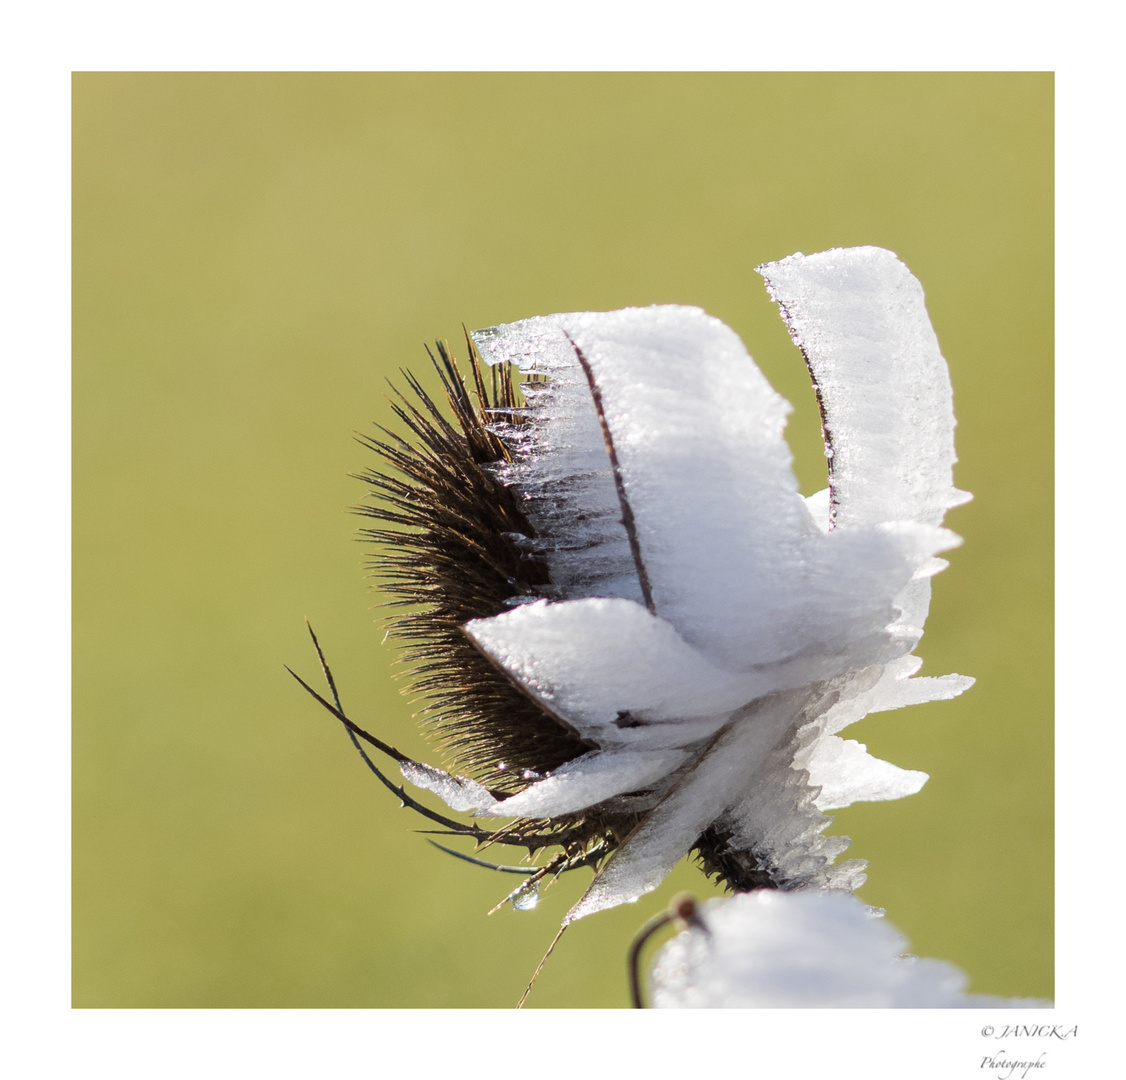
354,336,774,890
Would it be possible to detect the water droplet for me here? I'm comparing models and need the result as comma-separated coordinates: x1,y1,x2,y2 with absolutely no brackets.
513,881,540,911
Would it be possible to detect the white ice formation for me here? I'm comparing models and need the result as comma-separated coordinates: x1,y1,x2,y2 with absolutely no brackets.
402,246,973,923
649,890,1047,1008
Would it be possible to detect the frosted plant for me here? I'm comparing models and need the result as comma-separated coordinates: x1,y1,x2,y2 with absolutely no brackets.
296,245,972,995
647,890,1048,1008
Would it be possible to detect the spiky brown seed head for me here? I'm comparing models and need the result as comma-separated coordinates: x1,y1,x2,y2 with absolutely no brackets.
354,334,775,888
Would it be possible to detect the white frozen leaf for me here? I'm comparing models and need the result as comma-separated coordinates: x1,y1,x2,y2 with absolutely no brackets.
465,597,761,744
555,306,810,671
758,246,971,531
565,688,816,922
466,588,950,758
650,890,1050,1008
477,747,690,819
472,316,642,603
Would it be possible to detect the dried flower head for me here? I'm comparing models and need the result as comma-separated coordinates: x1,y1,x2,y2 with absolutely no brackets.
297,245,972,984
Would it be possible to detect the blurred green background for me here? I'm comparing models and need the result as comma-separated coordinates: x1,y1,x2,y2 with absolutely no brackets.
73,72,1052,1008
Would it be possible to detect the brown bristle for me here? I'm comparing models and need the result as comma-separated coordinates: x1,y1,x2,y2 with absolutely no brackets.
354,336,594,791
692,822,777,892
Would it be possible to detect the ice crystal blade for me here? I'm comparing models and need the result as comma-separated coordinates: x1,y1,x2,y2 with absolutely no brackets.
472,316,641,604
757,246,971,531
478,746,691,819
800,735,928,811
816,656,975,738
565,689,816,922
398,761,498,814
555,306,811,671
467,597,778,745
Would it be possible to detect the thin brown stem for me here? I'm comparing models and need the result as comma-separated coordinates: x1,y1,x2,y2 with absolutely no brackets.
565,332,656,615
628,894,707,1008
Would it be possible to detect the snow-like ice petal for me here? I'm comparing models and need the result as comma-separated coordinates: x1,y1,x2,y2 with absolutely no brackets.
802,735,928,811
557,306,816,671
477,747,690,819
398,761,498,814
758,246,970,531
565,689,814,922
818,657,975,737
472,316,641,604
465,597,761,747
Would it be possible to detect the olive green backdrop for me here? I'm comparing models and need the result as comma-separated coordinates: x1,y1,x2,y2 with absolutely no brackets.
73,72,1052,1008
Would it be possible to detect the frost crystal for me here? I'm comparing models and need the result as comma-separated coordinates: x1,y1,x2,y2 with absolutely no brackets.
649,890,1047,1008
398,760,498,814
397,246,972,923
